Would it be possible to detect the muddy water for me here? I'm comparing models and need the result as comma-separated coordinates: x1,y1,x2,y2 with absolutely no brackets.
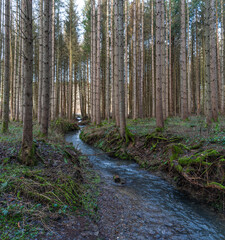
66,130,225,240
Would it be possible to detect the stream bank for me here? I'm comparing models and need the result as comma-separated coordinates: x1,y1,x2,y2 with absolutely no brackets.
80,117,225,211
66,127,225,239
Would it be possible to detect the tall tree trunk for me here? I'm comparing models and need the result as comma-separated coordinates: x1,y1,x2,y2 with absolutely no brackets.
165,2,169,118
21,0,34,165
16,7,22,121
111,0,115,120
105,0,110,120
187,0,191,114
2,0,10,132
51,0,55,119
38,0,43,124
55,7,60,118
205,0,212,124
48,0,53,120
161,1,166,119
139,0,144,118
210,0,218,121
96,0,101,125
216,0,221,112
114,0,119,126
41,0,50,136
118,0,126,137
69,21,72,119
92,0,96,123
133,0,137,119
10,13,13,120
13,1,19,120
180,0,188,119
155,0,164,128
124,0,128,118
195,9,200,115
221,0,224,113
91,0,93,121
0,0,3,117
151,0,155,117
169,0,172,116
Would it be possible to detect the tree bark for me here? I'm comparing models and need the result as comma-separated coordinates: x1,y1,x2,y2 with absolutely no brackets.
118,0,126,137
111,0,115,120
133,0,137,119
155,0,164,128
41,0,50,136
161,1,166,119
205,0,212,124
169,0,172,116
105,0,110,120
152,0,155,117
114,0,119,126
187,0,191,114
210,0,218,121
51,0,55,119
124,0,128,119
13,1,19,120
96,0,101,125
2,0,10,133
38,0,43,124
180,0,188,119
221,0,224,113
21,0,34,165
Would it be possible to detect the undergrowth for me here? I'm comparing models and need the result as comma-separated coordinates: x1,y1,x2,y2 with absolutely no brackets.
0,121,99,239
50,118,80,134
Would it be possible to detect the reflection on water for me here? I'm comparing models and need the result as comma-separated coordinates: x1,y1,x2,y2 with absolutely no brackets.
66,130,225,240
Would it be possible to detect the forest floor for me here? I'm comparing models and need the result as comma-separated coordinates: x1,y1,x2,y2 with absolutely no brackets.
80,116,225,212
0,119,105,240
2,116,225,239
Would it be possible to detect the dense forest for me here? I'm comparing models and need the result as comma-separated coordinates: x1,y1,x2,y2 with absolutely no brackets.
1,0,225,239
0,0,224,140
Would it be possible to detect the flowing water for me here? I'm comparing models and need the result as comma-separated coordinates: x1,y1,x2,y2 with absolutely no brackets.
66,130,225,240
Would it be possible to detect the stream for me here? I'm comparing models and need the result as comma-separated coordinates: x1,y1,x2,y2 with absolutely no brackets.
66,129,225,240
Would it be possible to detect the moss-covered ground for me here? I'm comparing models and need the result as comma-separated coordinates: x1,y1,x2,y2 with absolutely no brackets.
0,119,99,240
80,116,225,211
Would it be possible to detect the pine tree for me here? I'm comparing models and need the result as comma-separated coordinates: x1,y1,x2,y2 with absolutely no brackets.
21,0,34,165
2,0,10,133
180,0,188,119
41,0,51,136
155,0,164,128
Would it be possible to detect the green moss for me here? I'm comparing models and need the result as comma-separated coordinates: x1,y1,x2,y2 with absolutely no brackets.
190,141,204,149
51,118,80,134
1,121,8,133
175,164,183,173
115,149,131,160
155,127,164,132
19,143,37,166
178,156,191,165
170,143,190,161
146,132,167,141
184,167,195,173
207,182,225,189
178,149,220,166
125,127,135,144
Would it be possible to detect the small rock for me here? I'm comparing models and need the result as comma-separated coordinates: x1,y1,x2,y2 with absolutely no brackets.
113,175,121,183
113,175,126,184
